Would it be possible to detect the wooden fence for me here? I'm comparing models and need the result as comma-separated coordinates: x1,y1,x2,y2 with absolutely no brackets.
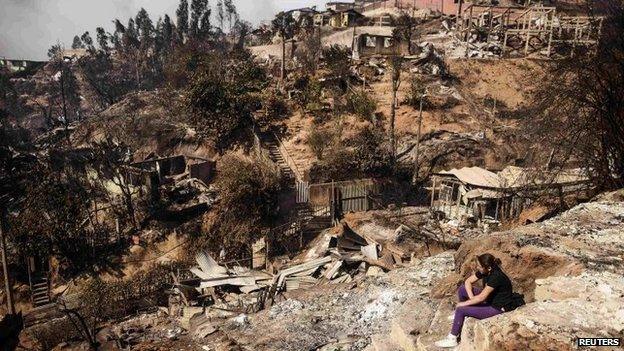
308,178,381,215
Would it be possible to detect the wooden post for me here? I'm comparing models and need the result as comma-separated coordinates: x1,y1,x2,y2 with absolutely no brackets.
27,257,33,305
265,234,270,269
331,180,335,224
281,28,286,83
430,177,437,210
0,208,15,315
495,198,500,221
524,12,531,55
413,94,424,184
456,184,462,218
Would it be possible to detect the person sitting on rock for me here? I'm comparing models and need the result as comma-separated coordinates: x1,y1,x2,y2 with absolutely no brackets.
435,253,524,348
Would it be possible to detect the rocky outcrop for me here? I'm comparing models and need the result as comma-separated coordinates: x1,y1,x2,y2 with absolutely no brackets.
459,272,624,351
454,192,624,350
449,195,624,300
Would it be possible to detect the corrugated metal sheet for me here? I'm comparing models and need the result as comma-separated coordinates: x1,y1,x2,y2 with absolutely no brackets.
438,167,501,188
438,166,589,191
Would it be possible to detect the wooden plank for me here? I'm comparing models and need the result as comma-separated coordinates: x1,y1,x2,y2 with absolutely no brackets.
324,260,343,279
291,267,320,277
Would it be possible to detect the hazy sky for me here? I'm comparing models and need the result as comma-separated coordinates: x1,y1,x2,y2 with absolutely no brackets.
0,0,327,60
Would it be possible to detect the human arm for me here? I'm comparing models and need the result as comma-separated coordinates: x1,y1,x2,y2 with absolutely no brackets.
457,285,494,307
464,273,480,300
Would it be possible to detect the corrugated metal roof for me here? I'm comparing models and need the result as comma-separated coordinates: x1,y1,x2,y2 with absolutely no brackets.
438,166,589,191
438,167,501,188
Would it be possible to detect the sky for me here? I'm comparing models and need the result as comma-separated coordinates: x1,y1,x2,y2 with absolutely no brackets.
0,0,327,60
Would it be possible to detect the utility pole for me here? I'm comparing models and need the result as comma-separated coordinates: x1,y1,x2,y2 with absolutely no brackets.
280,13,288,85
0,207,15,315
59,57,70,145
413,93,425,184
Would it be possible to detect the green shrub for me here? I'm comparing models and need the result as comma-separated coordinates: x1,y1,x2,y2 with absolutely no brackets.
256,89,289,128
404,75,430,109
201,155,283,258
293,74,323,111
307,128,335,159
345,89,377,121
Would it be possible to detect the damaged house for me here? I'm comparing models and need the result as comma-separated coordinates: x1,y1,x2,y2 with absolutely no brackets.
429,166,590,224
124,155,217,216
352,33,409,59
315,9,365,28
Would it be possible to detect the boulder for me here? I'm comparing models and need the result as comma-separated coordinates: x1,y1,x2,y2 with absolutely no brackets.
454,195,624,350
459,295,624,351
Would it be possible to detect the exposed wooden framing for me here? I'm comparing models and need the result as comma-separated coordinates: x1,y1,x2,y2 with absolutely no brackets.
457,4,603,58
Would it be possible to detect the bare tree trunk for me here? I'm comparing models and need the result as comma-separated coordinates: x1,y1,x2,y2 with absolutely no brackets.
0,208,15,315
281,31,286,84
390,84,397,161
390,58,402,163
59,61,70,145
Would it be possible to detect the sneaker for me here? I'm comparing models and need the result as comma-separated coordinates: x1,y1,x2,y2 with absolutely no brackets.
434,333,458,348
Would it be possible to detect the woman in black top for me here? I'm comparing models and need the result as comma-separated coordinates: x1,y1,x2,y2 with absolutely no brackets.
435,253,521,348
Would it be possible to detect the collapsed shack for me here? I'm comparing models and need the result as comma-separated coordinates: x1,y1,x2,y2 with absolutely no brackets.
170,223,412,325
429,166,590,225
124,155,217,217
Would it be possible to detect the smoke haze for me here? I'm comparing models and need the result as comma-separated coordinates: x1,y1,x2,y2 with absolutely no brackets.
0,0,327,60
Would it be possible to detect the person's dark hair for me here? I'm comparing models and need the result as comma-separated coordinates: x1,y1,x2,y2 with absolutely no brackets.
477,253,502,270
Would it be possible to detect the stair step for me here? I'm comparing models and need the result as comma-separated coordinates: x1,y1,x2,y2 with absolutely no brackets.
34,298,51,305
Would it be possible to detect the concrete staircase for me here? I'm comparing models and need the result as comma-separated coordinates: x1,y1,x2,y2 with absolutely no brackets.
31,275,51,307
263,134,296,185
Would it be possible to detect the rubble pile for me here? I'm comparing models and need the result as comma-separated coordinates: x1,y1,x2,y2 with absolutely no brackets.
172,224,415,315
223,252,456,351
408,42,449,76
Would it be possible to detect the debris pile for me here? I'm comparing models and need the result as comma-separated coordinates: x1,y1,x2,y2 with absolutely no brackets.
409,42,449,76
222,252,456,351
171,223,416,318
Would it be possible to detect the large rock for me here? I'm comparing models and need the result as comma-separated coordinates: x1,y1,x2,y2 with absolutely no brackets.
459,296,624,351
454,193,624,350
